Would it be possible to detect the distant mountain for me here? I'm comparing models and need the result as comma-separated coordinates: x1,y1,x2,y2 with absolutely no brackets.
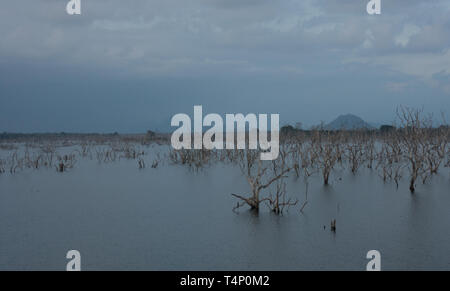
325,114,374,130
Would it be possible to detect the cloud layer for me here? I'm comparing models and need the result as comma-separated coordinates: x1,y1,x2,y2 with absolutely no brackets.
0,0,449,132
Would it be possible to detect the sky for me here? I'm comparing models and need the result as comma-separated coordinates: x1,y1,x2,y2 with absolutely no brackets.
0,0,449,133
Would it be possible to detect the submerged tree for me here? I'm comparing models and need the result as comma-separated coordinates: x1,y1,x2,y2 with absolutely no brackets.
309,131,341,185
395,107,431,193
232,147,296,212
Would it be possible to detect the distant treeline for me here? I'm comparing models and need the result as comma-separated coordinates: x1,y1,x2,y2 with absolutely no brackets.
280,124,449,136
0,131,170,143
0,132,118,141
1,125,448,142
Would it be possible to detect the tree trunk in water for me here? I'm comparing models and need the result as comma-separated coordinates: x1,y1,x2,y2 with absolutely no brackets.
324,173,329,185
409,178,415,193
250,193,260,210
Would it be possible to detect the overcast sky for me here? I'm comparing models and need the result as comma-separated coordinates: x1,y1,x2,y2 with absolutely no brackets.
1,0,449,132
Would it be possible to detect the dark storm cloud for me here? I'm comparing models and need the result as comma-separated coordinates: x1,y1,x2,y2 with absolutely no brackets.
0,0,449,132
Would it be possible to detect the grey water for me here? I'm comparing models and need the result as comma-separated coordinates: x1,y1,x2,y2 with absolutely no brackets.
1,150,450,270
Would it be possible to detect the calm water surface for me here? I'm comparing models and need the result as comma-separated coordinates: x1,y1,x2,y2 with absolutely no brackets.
1,152,450,270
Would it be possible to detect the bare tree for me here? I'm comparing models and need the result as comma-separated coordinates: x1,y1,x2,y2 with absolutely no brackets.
138,158,146,169
232,147,293,212
266,157,298,214
313,141,340,185
395,106,431,193
56,154,77,172
347,142,364,174
0,158,5,174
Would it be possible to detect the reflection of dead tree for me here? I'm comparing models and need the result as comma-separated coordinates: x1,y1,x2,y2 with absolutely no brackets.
95,147,117,163
76,143,92,159
138,158,146,169
331,219,336,232
122,143,143,160
151,152,162,168
9,152,21,174
56,154,76,172
232,147,293,212
40,144,55,167
0,158,5,174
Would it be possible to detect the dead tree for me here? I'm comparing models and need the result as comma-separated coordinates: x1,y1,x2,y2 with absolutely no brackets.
396,107,430,193
347,143,364,174
0,158,5,174
266,151,298,214
56,154,77,172
232,148,292,212
138,158,146,169
313,140,340,185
